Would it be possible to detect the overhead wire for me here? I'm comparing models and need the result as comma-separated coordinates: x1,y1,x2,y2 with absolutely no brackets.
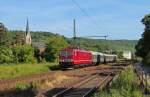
71,0,108,37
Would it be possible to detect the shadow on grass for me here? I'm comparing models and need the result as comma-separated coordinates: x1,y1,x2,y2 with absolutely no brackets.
47,64,61,71
0,88,35,97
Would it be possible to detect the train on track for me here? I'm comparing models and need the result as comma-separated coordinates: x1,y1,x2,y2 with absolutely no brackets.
59,46,117,69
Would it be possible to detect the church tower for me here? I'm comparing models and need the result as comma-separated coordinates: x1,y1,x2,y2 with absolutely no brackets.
25,19,32,44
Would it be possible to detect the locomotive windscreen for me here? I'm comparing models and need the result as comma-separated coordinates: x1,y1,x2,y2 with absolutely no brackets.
60,51,72,56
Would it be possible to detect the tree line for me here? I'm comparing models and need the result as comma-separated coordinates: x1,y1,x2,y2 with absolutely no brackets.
0,22,137,64
0,24,68,64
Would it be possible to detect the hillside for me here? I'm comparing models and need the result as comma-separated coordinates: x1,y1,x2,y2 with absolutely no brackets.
31,31,137,52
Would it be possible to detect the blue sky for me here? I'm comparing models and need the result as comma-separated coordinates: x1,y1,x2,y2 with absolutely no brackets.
0,0,150,40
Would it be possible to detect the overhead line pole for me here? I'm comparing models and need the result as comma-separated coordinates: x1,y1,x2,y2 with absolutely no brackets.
73,19,77,48
73,19,76,41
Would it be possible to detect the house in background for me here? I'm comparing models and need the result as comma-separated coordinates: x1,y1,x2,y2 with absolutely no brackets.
123,51,132,60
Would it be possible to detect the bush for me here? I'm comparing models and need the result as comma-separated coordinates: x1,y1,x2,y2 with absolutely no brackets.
111,66,137,90
0,45,37,64
12,45,37,63
94,66,142,97
0,47,13,63
14,83,31,90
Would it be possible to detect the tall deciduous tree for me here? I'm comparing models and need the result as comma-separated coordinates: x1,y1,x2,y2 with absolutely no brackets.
136,14,150,63
13,32,25,45
0,23,10,46
44,36,68,62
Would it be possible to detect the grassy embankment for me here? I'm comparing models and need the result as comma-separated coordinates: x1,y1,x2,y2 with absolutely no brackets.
94,66,143,97
0,63,60,79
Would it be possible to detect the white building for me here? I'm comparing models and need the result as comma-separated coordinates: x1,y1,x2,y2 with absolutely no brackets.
123,51,132,60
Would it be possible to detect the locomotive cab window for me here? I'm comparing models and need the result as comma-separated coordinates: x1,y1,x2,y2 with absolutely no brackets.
60,51,72,56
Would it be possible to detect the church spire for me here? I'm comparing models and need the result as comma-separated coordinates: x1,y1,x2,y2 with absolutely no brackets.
26,18,29,35
25,18,32,44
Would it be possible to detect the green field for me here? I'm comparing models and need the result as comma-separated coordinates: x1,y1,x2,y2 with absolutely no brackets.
0,63,59,79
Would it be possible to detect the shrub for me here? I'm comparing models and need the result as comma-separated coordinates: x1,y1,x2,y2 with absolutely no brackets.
94,66,142,97
14,83,31,90
12,45,37,63
0,47,13,63
111,66,137,90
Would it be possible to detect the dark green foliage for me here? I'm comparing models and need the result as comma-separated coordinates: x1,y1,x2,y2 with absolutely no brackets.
44,36,68,62
30,32,136,53
0,24,137,63
144,52,150,65
0,23,12,47
136,13,150,65
13,32,25,45
68,38,137,52
0,31,12,47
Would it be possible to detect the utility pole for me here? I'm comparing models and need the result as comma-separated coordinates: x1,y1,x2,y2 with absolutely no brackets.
73,19,77,47
73,19,76,41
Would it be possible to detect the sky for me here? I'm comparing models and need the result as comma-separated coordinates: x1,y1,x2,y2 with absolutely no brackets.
0,0,150,40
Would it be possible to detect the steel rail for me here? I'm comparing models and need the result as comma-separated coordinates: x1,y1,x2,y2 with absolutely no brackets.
52,74,99,97
53,73,112,97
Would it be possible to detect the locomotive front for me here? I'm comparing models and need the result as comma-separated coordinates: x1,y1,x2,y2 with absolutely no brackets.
59,48,73,69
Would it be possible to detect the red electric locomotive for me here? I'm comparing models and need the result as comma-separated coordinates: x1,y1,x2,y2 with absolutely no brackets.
59,47,92,69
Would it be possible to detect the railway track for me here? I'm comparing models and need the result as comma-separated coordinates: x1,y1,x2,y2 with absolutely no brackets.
0,62,129,97
52,73,113,97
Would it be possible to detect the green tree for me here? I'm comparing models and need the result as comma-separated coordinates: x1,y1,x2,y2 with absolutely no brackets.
44,36,68,62
13,32,25,45
0,23,11,46
136,14,150,63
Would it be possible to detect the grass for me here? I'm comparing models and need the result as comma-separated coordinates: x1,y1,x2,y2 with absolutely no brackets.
94,66,143,97
14,83,31,91
0,63,59,79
